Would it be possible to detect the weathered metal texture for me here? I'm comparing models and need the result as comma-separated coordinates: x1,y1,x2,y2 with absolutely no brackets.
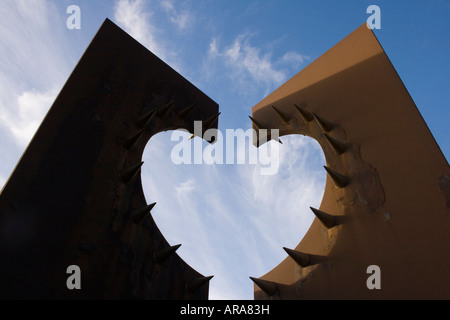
0,19,217,299
250,23,450,299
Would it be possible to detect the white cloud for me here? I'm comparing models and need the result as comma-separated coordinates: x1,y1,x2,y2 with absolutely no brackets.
114,0,161,55
279,51,308,69
207,34,308,97
160,0,192,30
175,179,195,197
113,0,182,71
208,37,219,56
0,88,59,147
0,0,69,147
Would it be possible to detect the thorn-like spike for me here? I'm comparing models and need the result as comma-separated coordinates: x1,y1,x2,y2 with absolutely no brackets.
203,112,221,129
310,207,337,229
186,276,214,292
324,166,349,188
130,202,156,224
154,244,181,263
313,113,333,132
135,109,157,128
293,104,313,122
271,105,291,123
123,129,144,150
120,162,144,183
283,247,311,267
249,116,266,130
249,277,278,296
157,100,175,118
323,133,347,155
178,103,196,119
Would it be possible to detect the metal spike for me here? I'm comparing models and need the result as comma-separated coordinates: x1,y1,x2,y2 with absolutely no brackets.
323,133,347,155
313,113,333,132
120,162,144,183
293,104,313,122
283,247,311,267
178,103,196,119
154,244,181,263
272,105,291,123
130,202,156,224
203,112,221,129
249,277,278,296
249,116,266,130
186,276,214,292
135,109,157,128
188,133,195,140
250,116,283,145
157,100,175,118
324,166,349,188
310,207,337,229
123,129,144,150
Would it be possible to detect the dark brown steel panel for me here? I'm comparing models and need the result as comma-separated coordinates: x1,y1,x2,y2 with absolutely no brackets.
0,18,218,300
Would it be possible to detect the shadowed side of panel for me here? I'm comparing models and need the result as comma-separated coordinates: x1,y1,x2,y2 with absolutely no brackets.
0,18,217,300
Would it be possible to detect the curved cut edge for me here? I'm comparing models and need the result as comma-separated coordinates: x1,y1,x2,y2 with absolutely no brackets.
0,18,218,300
250,23,450,299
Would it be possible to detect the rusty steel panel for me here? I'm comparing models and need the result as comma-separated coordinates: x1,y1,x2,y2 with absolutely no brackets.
250,23,450,299
0,19,218,299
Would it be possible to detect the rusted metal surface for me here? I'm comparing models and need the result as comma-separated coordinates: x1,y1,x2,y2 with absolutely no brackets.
0,19,218,299
250,23,450,299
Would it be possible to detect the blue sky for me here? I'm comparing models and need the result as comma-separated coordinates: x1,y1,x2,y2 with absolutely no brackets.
0,0,448,300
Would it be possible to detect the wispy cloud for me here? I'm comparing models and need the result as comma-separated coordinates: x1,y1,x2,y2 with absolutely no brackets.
160,0,193,30
0,88,59,147
0,0,69,147
206,34,309,97
113,0,182,72
114,0,163,56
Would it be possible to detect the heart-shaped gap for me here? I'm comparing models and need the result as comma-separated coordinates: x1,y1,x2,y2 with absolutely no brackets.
141,130,326,299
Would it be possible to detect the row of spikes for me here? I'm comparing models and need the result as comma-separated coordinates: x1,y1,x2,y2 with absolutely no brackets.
249,104,346,149
119,103,221,183
154,244,215,293
124,100,195,151
152,242,214,292
250,206,341,297
133,206,338,296
250,103,350,187
126,201,215,293
120,101,216,295
249,104,352,297
126,99,221,144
